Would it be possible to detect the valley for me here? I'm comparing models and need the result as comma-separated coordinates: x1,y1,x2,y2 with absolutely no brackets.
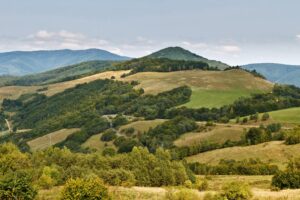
0,46,299,200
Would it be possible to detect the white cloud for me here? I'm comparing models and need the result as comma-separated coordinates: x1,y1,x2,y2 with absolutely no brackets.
0,30,113,52
218,45,241,53
297,34,300,39
0,32,242,62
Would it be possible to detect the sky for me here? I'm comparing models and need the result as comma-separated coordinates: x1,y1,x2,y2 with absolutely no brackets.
0,0,300,65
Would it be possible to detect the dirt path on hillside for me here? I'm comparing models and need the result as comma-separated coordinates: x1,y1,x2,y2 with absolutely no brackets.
5,119,11,133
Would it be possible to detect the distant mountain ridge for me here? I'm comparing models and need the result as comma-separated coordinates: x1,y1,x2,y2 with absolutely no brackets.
0,49,130,76
147,47,230,70
242,63,300,87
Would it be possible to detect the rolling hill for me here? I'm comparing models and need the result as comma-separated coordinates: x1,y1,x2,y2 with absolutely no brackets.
242,63,300,87
147,46,230,70
4,60,117,86
186,141,300,169
123,69,273,108
0,49,130,76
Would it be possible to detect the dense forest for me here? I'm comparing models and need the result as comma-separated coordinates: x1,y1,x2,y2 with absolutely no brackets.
113,57,216,75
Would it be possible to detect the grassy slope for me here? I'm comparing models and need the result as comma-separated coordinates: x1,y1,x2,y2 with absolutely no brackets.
118,119,166,134
264,107,300,124
186,141,300,169
183,88,261,108
8,60,116,86
124,69,273,108
0,70,129,101
0,68,272,109
174,124,246,147
230,107,300,125
37,179,300,200
81,133,115,152
27,128,80,151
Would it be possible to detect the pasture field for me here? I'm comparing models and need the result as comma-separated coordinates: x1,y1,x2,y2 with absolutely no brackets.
0,85,39,101
81,133,115,152
230,107,300,126
27,128,80,151
0,70,129,101
37,176,300,200
186,141,300,169
174,125,246,147
118,119,166,134
42,70,129,96
0,69,272,109
183,88,262,108
266,107,300,124
123,69,273,108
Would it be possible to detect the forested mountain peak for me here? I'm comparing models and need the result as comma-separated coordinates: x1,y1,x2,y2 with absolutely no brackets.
147,46,230,70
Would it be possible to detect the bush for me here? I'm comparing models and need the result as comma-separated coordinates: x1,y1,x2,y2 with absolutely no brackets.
60,177,110,200
261,113,270,121
122,127,135,136
98,169,136,187
101,129,117,142
272,171,300,189
242,117,248,124
245,127,271,145
219,182,252,200
102,147,116,157
165,189,200,200
117,139,140,153
194,177,208,191
37,166,61,189
0,173,37,200
284,127,300,145
112,114,128,128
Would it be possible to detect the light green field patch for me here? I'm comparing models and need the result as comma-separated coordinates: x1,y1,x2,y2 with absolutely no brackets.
174,125,246,147
81,133,115,152
231,107,300,125
119,119,166,134
27,128,80,151
186,141,300,170
183,88,263,108
267,107,300,124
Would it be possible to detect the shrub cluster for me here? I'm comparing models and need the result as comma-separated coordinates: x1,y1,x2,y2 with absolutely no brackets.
189,159,279,175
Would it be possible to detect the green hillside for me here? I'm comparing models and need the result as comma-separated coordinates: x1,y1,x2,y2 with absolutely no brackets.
186,141,300,169
0,49,130,76
5,60,116,86
123,69,273,108
267,107,300,124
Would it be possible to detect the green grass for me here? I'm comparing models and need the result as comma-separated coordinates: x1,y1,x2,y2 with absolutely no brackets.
119,119,165,134
174,124,246,147
267,107,300,124
231,107,300,125
124,70,273,108
81,133,115,152
186,141,300,170
183,88,261,108
27,128,80,151
37,178,300,200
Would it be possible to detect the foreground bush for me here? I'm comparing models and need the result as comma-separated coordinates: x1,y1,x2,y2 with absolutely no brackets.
165,189,200,200
218,182,252,200
0,173,37,200
284,127,300,145
272,171,300,189
271,157,300,189
60,177,110,200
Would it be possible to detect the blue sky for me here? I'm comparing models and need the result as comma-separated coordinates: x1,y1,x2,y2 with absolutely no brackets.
0,0,300,65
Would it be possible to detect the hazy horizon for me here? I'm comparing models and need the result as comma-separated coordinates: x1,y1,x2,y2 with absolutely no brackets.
1,0,300,65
